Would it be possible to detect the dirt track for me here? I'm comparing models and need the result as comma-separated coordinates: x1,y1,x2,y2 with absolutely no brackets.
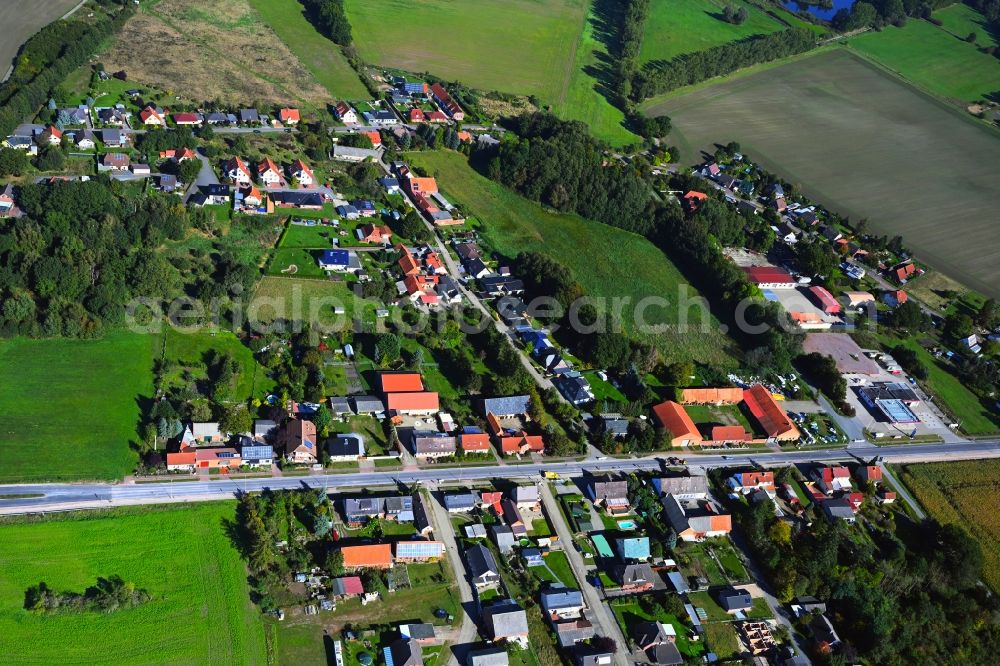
0,0,81,82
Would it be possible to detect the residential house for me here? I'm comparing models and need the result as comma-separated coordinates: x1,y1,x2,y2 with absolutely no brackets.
479,275,524,297
257,157,282,185
158,174,178,193
429,83,465,120
395,541,446,562
351,395,385,416
362,110,398,126
173,112,202,126
385,495,414,522
821,497,858,524
253,419,278,442
553,372,594,406
413,492,434,536
192,183,231,206
577,652,614,666
464,258,491,279
0,184,20,218
651,401,702,447
653,476,709,500
386,392,440,415
39,125,62,146
727,471,776,496
343,497,383,526
812,466,852,494
400,623,437,644
662,493,732,541
482,601,529,643
513,485,539,510
73,129,96,149
541,584,585,620
341,544,393,570
204,111,230,125
467,648,508,666
317,249,362,272
466,524,488,539
634,622,683,666
139,105,165,126
501,498,527,537
239,108,261,124
160,147,197,162
743,384,800,441
810,614,841,653
385,639,422,666
856,465,882,484
490,524,517,554
331,576,364,598
333,145,380,162
334,102,358,124
500,433,544,456
99,128,128,148
288,159,314,186
590,478,630,514
278,108,300,125
411,431,457,459
192,447,242,470
466,543,501,589
280,418,318,464
328,433,365,461
482,396,531,419
96,107,128,126
239,442,275,468
358,223,393,244
717,587,753,613
444,492,478,513
553,616,596,648
616,537,651,561
101,152,130,171
224,156,253,185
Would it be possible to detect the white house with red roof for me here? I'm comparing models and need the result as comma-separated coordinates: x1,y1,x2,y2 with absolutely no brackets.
224,156,253,185
40,125,62,146
172,112,202,126
257,157,282,186
139,105,165,126
811,466,853,495
288,159,314,187
334,101,358,124
278,108,300,125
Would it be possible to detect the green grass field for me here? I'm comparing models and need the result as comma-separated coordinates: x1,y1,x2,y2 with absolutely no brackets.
246,0,368,99
639,0,783,63
550,4,639,146
0,332,154,483
648,48,1000,300
344,0,585,101
251,276,381,327
849,12,1000,102
267,248,329,278
900,460,1000,592
406,151,738,365
161,328,275,401
935,3,999,46
0,503,267,664
611,602,705,657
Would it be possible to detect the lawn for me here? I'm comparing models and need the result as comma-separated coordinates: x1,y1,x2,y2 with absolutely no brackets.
647,48,1000,300
0,332,155,483
639,0,783,64
161,327,274,401
878,334,1000,435
252,276,382,328
343,0,586,103
934,3,999,47
278,222,342,249
684,403,758,438
685,590,733,622
267,248,331,278
849,13,1000,102
405,151,738,365
0,503,267,664
542,550,578,588
675,542,729,587
330,416,390,456
582,371,628,403
549,2,639,146
247,0,368,100
611,602,705,658
900,460,1000,592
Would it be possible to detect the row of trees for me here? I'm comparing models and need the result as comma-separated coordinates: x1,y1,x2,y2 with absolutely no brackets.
0,6,132,136
832,0,953,31
23,576,150,614
630,29,816,101
614,0,651,103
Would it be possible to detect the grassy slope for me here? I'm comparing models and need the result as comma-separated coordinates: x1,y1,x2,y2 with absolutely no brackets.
0,332,154,483
344,0,585,101
0,503,266,665
650,48,1000,301
639,0,783,63
252,276,381,327
161,328,275,400
935,3,999,46
551,3,639,146
849,13,1000,102
406,151,738,365
248,0,368,100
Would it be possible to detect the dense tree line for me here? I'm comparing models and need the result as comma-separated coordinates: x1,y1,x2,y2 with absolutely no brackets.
631,29,816,101
484,113,653,234
735,488,1000,664
614,0,651,102
24,576,150,614
0,179,205,337
0,6,132,136
299,0,352,46
833,0,953,31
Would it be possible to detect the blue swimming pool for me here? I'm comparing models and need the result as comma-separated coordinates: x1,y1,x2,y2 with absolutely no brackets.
617,520,638,530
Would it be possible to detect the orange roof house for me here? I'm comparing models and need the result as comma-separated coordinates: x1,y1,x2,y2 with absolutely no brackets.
365,130,381,147
166,451,197,470
856,465,883,483
278,108,300,124
379,372,424,393
894,262,916,282
341,544,392,569
652,401,702,447
682,190,708,212
460,432,491,452
360,224,392,244
409,108,426,123
398,247,421,275
742,384,799,441
680,387,743,405
710,425,749,443
500,433,545,455
407,177,438,196
386,392,440,414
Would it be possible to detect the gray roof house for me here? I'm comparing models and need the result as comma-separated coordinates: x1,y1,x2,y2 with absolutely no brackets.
400,623,436,642
634,622,682,665
654,476,709,500
413,492,434,536
444,491,478,513
717,587,753,613
239,108,260,123
481,395,531,418
384,638,422,666
490,524,516,555
810,614,841,649
482,601,529,641
253,419,278,442
577,652,614,666
466,543,500,589
553,615,596,647
352,395,385,415
512,485,539,508
411,431,457,458
343,497,383,525
467,648,508,666
553,372,594,406
590,478,629,511
540,584,584,619
329,396,353,415
385,495,414,522
821,497,857,524
240,444,275,467
328,433,365,460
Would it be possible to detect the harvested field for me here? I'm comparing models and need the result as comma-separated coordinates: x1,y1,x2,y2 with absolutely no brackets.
900,461,1000,592
647,49,1000,299
903,270,975,313
0,0,80,82
103,0,330,107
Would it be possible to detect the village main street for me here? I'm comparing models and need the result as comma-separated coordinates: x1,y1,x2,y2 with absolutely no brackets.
4,438,1000,515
